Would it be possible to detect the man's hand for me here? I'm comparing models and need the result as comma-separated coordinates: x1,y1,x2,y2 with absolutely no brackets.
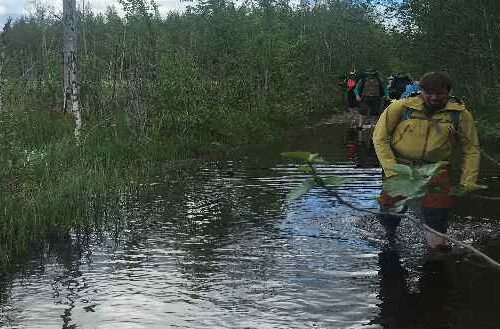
356,95,362,102
451,183,488,196
460,183,488,193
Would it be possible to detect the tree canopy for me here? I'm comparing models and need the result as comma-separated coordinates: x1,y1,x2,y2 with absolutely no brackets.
0,0,498,140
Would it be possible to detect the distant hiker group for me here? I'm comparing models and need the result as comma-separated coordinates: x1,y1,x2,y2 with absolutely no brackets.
341,70,481,250
340,69,421,129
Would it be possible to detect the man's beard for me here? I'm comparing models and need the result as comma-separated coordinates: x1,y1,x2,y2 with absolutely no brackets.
425,102,446,112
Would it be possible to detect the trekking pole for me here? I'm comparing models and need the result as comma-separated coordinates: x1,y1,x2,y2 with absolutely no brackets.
306,162,500,271
455,129,500,200
320,185,500,271
283,152,500,271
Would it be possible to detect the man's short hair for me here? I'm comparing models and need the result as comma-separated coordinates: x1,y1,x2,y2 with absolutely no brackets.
419,71,452,92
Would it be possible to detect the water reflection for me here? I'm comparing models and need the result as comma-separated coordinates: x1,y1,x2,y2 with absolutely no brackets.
373,245,458,329
1,121,500,328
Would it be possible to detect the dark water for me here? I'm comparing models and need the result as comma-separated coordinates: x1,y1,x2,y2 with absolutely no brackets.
1,119,500,329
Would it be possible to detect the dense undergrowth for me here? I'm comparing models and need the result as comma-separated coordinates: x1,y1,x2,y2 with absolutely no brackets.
0,111,115,266
0,97,315,267
475,111,500,141
2,93,500,268
1,0,499,267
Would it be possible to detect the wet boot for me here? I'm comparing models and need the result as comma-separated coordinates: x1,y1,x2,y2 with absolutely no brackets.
379,204,402,239
422,208,451,251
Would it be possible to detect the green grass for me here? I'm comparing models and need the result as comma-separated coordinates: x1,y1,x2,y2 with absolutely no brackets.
0,112,122,265
0,100,309,267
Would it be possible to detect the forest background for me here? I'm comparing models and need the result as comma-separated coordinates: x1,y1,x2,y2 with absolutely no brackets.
0,0,499,264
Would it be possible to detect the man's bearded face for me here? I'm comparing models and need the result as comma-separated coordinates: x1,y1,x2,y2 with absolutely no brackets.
420,88,450,111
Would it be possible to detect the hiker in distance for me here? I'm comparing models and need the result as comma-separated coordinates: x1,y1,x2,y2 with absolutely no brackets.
353,68,384,128
372,71,480,249
344,70,360,120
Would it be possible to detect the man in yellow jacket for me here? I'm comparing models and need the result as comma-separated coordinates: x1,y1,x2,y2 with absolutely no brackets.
372,71,480,248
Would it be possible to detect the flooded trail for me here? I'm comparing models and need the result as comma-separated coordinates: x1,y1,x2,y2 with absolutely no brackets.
1,118,500,329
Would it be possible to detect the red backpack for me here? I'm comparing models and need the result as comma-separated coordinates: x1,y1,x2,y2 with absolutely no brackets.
347,78,356,90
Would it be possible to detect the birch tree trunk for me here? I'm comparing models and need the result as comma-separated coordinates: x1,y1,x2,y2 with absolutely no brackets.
63,0,82,140
480,3,499,86
0,35,5,112
0,19,11,112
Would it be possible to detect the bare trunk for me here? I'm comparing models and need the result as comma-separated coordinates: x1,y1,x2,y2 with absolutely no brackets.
41,26,47,79
0,48,4,112
111,45,119,106
481,4,498,85
93,34,97,71
63,0,81,140
0,19,11,112
120,25,127,81
264,68,269,92
125,72,145,136
0,39,5,112
82,0,88,59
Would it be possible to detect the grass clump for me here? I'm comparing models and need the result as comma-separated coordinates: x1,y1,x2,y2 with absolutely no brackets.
0,111,142,267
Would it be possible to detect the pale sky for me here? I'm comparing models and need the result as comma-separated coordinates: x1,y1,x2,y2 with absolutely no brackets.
0,0,396,29
0,0,190,26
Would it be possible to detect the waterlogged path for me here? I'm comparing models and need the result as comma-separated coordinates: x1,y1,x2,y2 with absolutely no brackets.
1,119,500,328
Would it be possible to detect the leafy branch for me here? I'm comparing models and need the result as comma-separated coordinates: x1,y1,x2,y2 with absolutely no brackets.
281,152,352,201
383,162,487,209
281,151,500,271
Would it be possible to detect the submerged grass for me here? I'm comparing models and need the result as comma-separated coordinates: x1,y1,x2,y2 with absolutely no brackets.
0,105,302,268
0,111,124,266
0,110,189,267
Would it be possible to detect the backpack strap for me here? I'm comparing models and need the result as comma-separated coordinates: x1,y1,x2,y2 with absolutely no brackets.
387,107,413,135
398,107,460,134
400,107,413,121
447,96,462,133
449,110,460,133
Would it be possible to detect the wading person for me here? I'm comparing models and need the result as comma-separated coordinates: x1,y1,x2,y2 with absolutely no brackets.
387,72,413,100
372,71,480,249
354,68,384,128
345,71,359,120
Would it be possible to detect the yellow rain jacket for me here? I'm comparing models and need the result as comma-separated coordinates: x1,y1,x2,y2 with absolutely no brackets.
372,96,480,187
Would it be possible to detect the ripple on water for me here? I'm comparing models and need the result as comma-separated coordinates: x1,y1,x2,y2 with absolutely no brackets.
2,140,500,328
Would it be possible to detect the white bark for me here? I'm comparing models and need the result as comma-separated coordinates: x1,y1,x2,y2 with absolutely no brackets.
0,39,5,112
63,0,81,140
82,0,89,59
0,19,10,112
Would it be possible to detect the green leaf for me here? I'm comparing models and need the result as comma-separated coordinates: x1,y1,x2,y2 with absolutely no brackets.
383,175,426,199
413,161,448,180
393,164,413,178
281,152,312,162
322,176,352,187
309,153,328,164
286,178,317,201
385,161,451,200
281,151,328,164
297,165,313,173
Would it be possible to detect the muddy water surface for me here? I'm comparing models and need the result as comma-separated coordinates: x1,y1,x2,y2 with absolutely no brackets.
1,119,500,329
